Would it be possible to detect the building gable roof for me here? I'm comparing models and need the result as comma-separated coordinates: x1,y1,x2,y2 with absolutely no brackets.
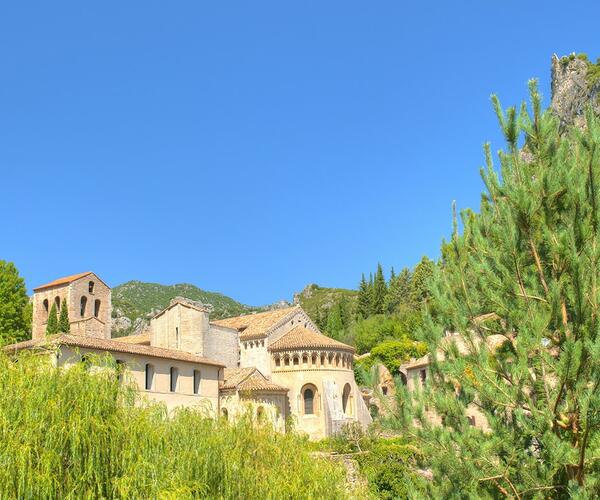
33,272,110,292
212,306,299,340
4,334,224,367
221,367,288,393
152,297,210,320
268,325,354,352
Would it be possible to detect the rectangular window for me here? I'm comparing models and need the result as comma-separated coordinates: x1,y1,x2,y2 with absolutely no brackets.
193,370,201,395
145,364,154,391
420,369,427,383
170,367,178,393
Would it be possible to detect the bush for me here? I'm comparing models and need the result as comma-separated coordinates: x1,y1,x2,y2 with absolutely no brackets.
0,351,348,498
356,438,425,499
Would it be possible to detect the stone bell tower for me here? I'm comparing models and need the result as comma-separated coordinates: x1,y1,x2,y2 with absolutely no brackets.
31,272,111,340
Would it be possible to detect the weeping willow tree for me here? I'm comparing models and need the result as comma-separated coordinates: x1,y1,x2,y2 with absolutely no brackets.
412,83,600,498
0,350,350,499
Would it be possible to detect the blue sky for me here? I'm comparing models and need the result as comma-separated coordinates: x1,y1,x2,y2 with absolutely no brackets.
1,2,599,305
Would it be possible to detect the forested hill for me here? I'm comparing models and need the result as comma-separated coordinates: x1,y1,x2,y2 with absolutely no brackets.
111,281,268,337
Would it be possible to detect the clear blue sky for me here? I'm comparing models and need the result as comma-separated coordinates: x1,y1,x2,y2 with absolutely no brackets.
1,2,599,305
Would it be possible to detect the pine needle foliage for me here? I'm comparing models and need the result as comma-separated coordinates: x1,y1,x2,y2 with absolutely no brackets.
0,351,348,499
412,83,600,498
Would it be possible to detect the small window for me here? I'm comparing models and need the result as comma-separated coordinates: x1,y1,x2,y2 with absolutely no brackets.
88,281,95,293
468,415,476,426
193,369,201,395
256,406,265,421
43,299,49,313
382,386,388,396
80,296,87,317
81,354,91,371
145,364,154,390
94,299,101,318
170,367,179,393
293,356,299,366
221,408,228,420
302,354,308,365
420,369,427,383
284,356,290,367
55,297,61,310
175,327,180,348
304,388,314,414
275,356,281,367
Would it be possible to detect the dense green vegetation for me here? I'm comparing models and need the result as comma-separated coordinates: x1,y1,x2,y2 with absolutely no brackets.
399,84,600,497
0,260,30,344
112,280,266,336
0,350,351,499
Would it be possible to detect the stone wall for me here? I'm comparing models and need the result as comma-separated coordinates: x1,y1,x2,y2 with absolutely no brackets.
205,324,239,368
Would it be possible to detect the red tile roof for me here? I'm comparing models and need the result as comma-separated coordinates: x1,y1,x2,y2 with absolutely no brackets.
4,334,224,367
33,272,93,291
268,325,354,352
212,307,298,340
221,367,288,392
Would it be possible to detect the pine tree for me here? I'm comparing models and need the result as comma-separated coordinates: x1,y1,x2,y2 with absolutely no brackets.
46,303,59,335
0,260,30,344
372,263,387,314
409,83,600,496
58,298,70,333
356,274,371,319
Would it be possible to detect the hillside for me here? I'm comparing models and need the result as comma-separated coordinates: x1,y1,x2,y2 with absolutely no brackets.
111,281,267,336
293,283,358,323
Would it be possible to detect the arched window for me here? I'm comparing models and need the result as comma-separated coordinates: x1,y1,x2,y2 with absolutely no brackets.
145,364,154,390
301,384,319,415
193,369,201,395
80,296,87,317
302,354,308,366
43,299,49,313
256,406,265,421
170,367,179,392
293,355,299,366
382,386,388,396
88,281,95,293
342,383,352,415
320,353,325,366
221,408,228,420
81,354,91,370
335,353,340,367
55,297,61,310
284,355,290,367
94,299,101,318
274,355,281,368
311,353,317,366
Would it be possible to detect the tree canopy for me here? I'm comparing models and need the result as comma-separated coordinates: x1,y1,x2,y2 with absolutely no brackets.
411,83,600,497
0,261,31,345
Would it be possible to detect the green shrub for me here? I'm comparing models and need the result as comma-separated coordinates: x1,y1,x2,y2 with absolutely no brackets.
0,351,348,499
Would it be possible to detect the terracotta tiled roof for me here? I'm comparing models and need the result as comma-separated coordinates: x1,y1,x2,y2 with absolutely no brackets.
221,367,288,393
212,307,298,340
33,272,93,291
112,332,151,345
4,334,224,367
268,325,354,352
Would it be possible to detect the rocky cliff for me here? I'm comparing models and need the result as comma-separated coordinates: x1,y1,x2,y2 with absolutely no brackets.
550,53,600,128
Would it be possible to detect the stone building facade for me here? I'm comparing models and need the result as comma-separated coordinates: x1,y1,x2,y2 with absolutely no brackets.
9,272,371,439
32,272,111,340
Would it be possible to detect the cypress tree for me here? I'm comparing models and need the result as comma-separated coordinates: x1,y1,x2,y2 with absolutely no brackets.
357,274,371,319
325,303,344,340
385,267,412,313
58,298,70,333
372,263,387,314
409,83,600,496
409,256,435,307
46,303,58,335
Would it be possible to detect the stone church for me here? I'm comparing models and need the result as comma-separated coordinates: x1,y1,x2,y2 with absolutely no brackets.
5,272,371,439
